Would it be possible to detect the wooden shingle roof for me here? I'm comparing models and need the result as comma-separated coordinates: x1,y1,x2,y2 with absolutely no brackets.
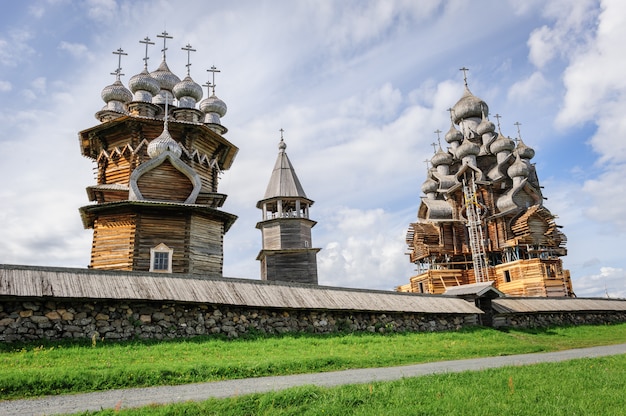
0,264,481,315
493,297,626,313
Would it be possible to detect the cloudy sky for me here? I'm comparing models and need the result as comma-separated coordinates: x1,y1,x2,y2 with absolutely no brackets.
1,0,624,298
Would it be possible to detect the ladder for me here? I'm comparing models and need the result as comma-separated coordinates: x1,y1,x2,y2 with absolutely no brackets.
463,173,490,283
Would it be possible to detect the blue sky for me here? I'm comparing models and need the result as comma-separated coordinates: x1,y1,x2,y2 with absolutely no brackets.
1,0,624,298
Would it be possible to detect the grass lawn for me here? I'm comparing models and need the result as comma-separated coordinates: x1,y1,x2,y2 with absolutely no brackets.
1,323,626,401
75,354,626,415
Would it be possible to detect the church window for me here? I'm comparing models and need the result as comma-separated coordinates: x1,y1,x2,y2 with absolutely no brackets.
150,243,173,273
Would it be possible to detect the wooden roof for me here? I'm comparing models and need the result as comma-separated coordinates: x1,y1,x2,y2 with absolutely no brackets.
493,297,626,313
0,264,481,315
444,282,504,298
259,144,310,203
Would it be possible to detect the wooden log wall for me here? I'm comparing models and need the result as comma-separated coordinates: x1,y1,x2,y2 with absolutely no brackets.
188,215,224,278
90,213,136,270
134,212,188,273
263,251,319,285
136,160,193,202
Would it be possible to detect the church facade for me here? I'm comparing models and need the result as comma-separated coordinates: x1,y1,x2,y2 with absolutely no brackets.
398,71,574,297
78,34,237,278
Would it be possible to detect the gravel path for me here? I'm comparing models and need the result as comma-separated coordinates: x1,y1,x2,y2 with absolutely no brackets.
2,343,625,416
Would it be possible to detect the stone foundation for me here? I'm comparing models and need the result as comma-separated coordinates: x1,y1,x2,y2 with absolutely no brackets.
0,299,473,343
493,312,626,328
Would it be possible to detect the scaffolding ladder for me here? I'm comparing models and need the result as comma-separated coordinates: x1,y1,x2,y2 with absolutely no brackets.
463,174,490,283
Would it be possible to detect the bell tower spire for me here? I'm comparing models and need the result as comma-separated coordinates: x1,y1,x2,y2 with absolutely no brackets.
255,130,320,284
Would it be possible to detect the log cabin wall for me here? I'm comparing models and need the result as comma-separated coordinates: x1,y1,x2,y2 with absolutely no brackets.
136,160,193,202
90,213,136,270
188,215,224,278
133,211,189,273
262,251,319,285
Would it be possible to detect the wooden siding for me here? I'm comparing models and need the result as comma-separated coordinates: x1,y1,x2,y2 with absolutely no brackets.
262,250,319,285
0,265,482,315
103,157,132,186
188,215,224,278
90,213,136,270
260,219,314,250
136,160,193,202
134,212,188,273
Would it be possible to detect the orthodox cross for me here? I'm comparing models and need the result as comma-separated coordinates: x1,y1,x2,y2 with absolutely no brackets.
202,81,213,98
459,67,469,87
181,43,196,76
494,114,502,133
279,128,285,140
139,37,154,69
434,129,443,148
514,121,523,141
423,158,430,171
111,47,127,80
207,65,221,94
430,142,438,154
447,107,455,123
157,30,173,60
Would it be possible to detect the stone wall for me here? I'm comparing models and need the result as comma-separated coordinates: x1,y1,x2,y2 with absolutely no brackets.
0,298,474,343
493,312,626,328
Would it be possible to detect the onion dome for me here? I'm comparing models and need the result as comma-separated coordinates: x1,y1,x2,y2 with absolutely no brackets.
147,122,182,159
421,177,438,194
476,112,495,136
129,68,160,102
101,79,132,112
278,138,287,152
490,133,515,154
507,154,529,178
173,75,203,108
431,147,453,167
455,137,480,160
515,139,535,160
452,87,488,124
200,93,228,123
444,122,463,144
150,60,181,104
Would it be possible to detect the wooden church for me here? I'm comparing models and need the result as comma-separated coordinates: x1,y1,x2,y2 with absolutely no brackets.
397,69,574,297
255,131,320,284
78,34,238,278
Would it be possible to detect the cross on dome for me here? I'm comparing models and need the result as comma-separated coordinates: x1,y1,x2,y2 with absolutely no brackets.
157,30,173,60
434,129,443,148
494,114,503,134
139,36,154,69
459,66,469,88
514,121,523,141
207,66,221,95
111,47,127,80
181,43,196,76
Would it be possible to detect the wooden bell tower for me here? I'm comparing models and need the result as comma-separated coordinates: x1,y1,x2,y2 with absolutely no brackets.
256,132,320,284
78,35,237,278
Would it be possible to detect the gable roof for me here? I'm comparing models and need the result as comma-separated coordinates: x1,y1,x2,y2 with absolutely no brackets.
0,264,481,315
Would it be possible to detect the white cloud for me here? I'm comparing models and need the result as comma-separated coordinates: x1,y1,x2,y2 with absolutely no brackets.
507,71,549,102
527,0,598,69
58,41,92,60
84,0,118,21
575,267,626,298
0,81,11,91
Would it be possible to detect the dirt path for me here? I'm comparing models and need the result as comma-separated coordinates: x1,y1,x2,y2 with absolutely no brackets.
2,343,626,416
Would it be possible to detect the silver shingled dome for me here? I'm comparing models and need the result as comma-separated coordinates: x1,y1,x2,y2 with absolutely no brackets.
101,79,132,106
129,68,160,102
200,94,227,117
147,124,182,159
173,75,203,108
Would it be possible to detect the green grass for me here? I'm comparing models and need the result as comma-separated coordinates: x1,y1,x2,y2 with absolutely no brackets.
1,323,626,401
77,354,626,415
